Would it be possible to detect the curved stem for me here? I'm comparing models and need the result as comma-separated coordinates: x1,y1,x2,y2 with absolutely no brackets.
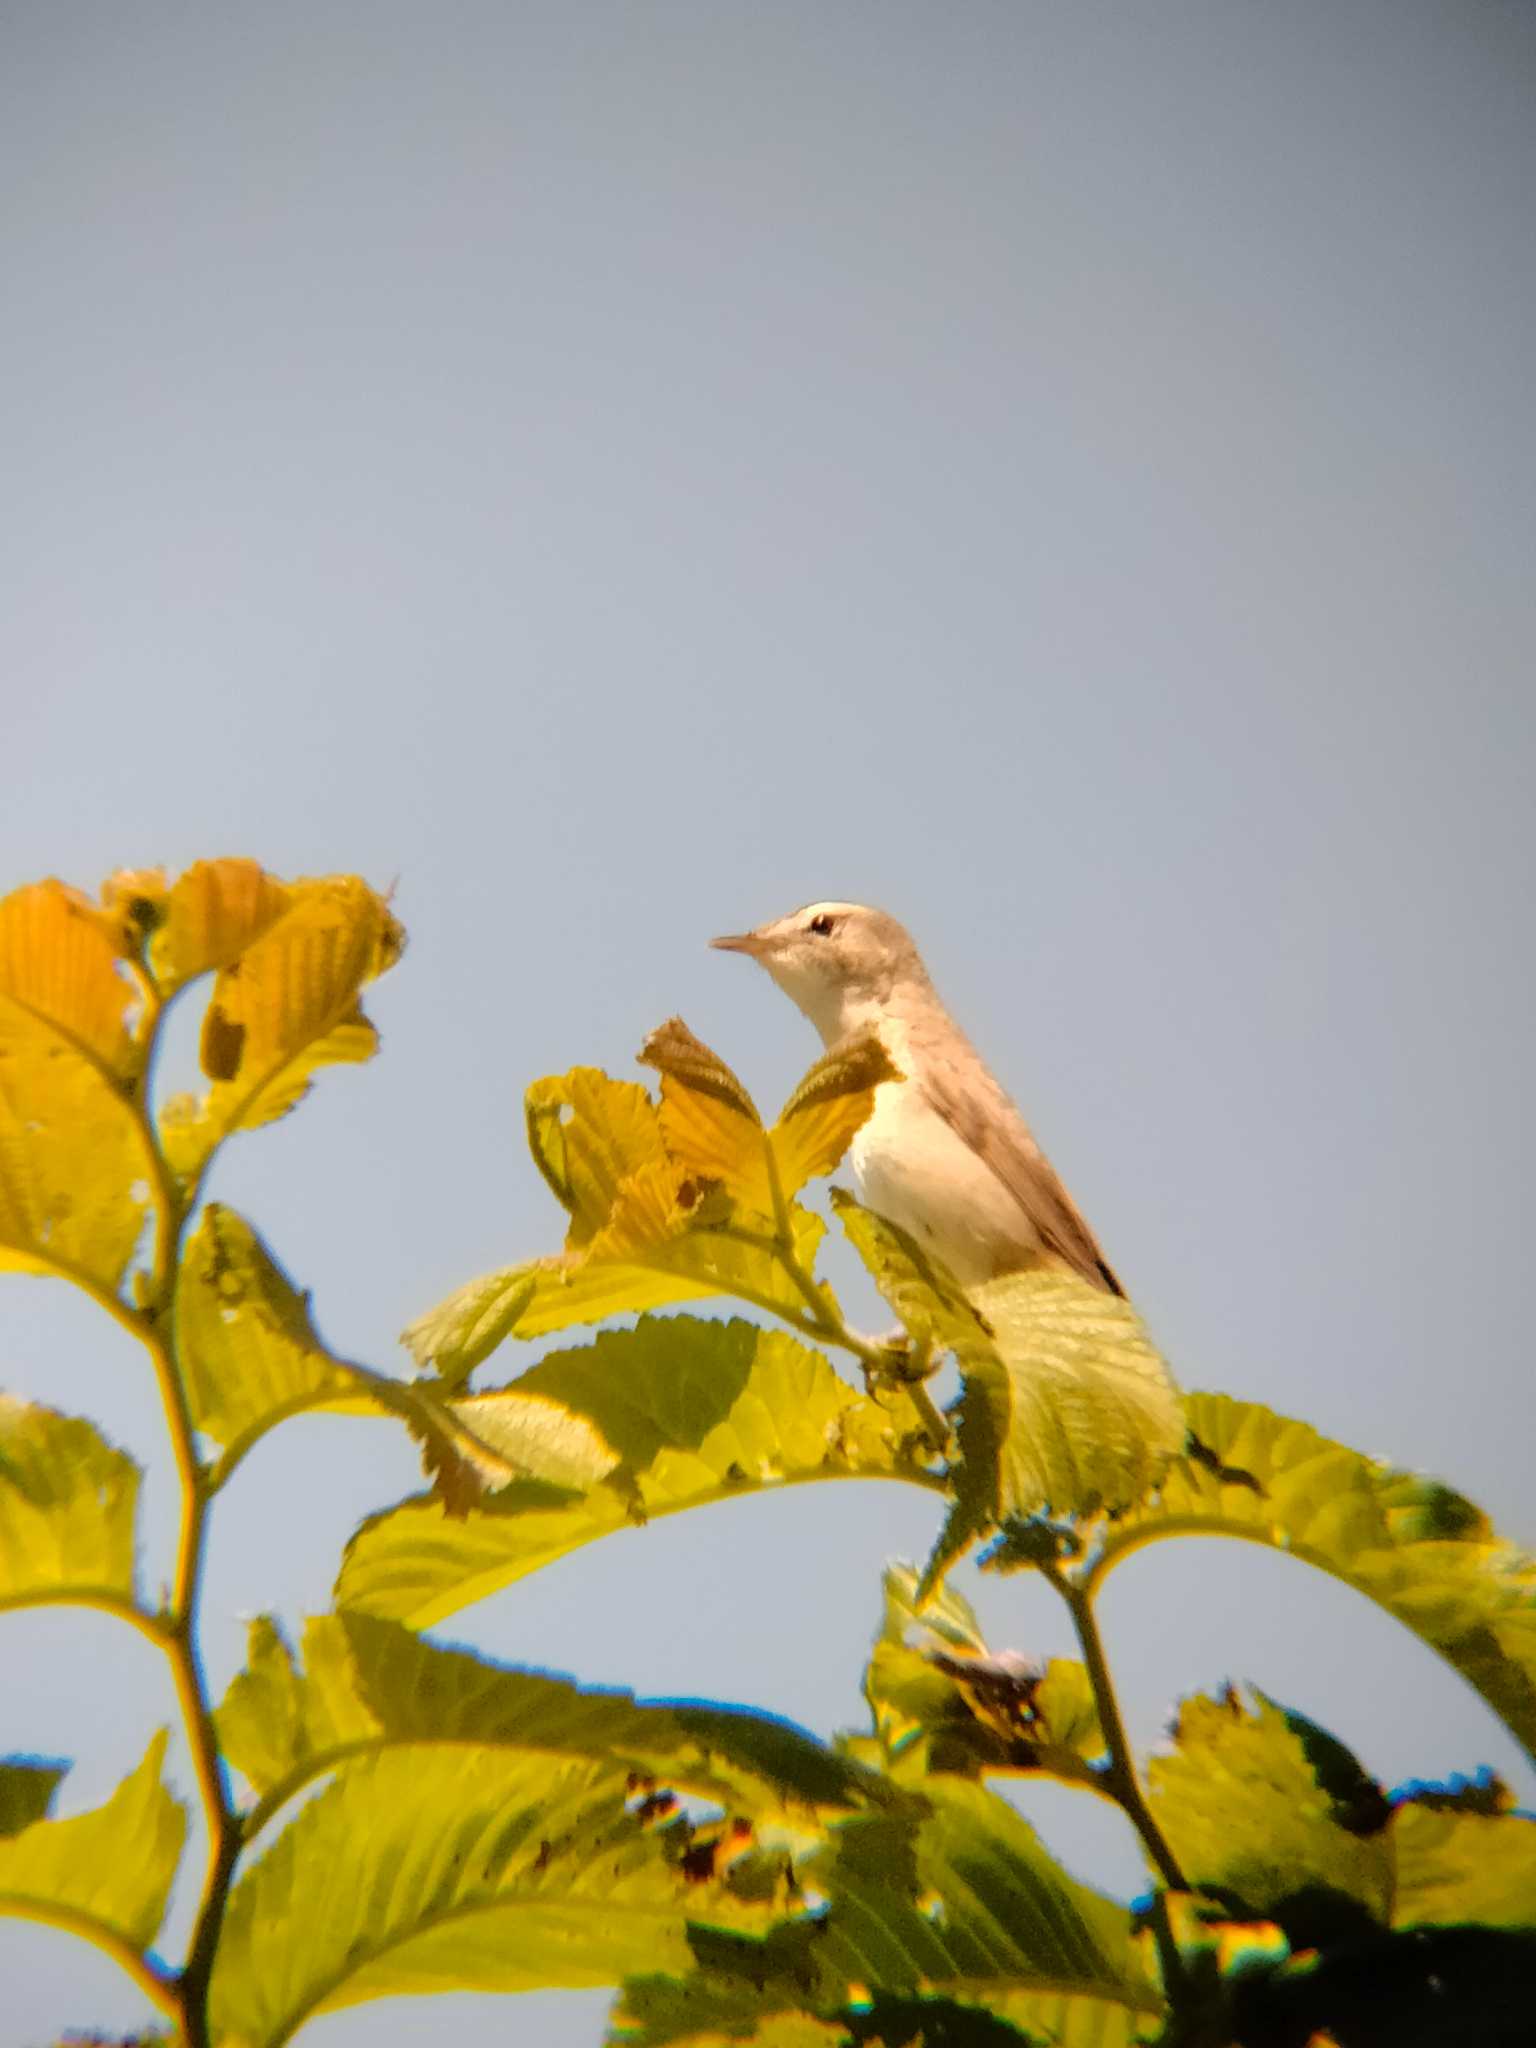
0,1896,181,2018
722,1198,952,1459
143,1317,240,2047
0,1588,171,1653
122,953,240,2047
1039,1562,1188,1895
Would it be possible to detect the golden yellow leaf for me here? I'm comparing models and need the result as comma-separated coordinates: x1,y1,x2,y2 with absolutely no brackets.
149,857,294,994
163,876,402,1168
639,1017,773,1214
0,881,137,1082
769,1028,899,1197
0,880,151,1292
524,1067,668,1249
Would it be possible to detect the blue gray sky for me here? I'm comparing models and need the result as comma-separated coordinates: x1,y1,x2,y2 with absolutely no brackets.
2,4,1533,2042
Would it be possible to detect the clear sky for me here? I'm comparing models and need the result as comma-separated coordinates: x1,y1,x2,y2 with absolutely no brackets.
2,4,1533,2042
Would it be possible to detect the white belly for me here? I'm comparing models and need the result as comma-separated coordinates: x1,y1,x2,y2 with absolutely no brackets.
849,1079,1037,1287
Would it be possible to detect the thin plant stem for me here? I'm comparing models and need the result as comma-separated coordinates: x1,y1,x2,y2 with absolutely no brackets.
1040,1560,1188,1895
121,953,242,2048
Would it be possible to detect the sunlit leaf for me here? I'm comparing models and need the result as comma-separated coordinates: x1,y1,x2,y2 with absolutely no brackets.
1089,1393,1536,1764
0,1045,151,1291
407,1198,833,1375
0,881,153,1291
769,1029,899,1200
952,1268,1183,1530
0,1401,139,1611
815,1784,1157,2011
1148,1690,1393,1939
528,1068,671,1249
0,1759,66,1837
0,1731,184,1954
160,875,402,1172
209,1746,774,2047
831,1190,985,1359
219,1610,880,1818
640,1018,772,1213
340,1319,929,1627
1390,1784,1536,1929
401,1267,540,1391
0,880,138,1082
148,857,293,995
176,1205,374,1453
631,1785,1160,2048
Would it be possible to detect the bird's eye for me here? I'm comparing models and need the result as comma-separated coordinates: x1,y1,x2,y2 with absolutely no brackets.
808,913,836,937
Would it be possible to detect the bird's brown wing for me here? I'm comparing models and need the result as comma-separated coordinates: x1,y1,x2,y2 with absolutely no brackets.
917,1040,1124,1297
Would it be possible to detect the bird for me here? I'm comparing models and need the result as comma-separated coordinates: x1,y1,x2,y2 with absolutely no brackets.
711,902,1121,1296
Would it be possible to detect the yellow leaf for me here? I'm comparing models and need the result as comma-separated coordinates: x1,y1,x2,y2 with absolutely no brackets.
769,1028,899,1197
0,1050,150,1291
0,880,137,1082
149,856,294,994
639,1017,772,1213
525,1067,668,1248
165,875,402,1167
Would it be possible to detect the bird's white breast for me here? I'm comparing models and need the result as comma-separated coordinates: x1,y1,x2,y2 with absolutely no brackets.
849,1075,1041,1287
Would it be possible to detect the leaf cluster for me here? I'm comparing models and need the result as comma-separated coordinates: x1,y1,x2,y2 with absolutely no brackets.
1,858,1532,2048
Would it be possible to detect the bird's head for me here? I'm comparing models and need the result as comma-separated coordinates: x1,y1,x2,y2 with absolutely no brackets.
711,901,927,1042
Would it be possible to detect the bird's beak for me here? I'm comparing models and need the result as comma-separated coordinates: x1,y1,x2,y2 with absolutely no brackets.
710,929,770,958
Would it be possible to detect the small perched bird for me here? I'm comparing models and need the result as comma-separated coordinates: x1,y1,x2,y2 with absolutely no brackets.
712,902,1121,1296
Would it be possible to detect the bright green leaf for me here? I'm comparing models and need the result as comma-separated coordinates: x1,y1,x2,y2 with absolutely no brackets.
220,1610,882,1819
950,1269,1182,1546
339,1319,930,1627
210,1747,773,2048
400,1266,540,1390
0,1400,139,1611
408,1180,834,1375
1089,1393,1536,1765
1148,1689,1393,1936
177,1206,375,1452
0,1731,184,1955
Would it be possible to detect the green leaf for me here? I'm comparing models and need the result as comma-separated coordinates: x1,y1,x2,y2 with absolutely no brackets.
0,1400,139,1610
815,1784,1156,2005
219,1610,882,1818
0,1758,66,1836
0,1731,184,1954
408,1184,833,1375
1089,1392,1536,1765
177,1205,376,1451
1390,1784,1536,1929
339,1318,930,1627
629,1786,1160,2048
209,1747,774,2048
1148,1689,1393,1940
831,1190,985,1360
400,1266,541,1391
961,1271,1182,1516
